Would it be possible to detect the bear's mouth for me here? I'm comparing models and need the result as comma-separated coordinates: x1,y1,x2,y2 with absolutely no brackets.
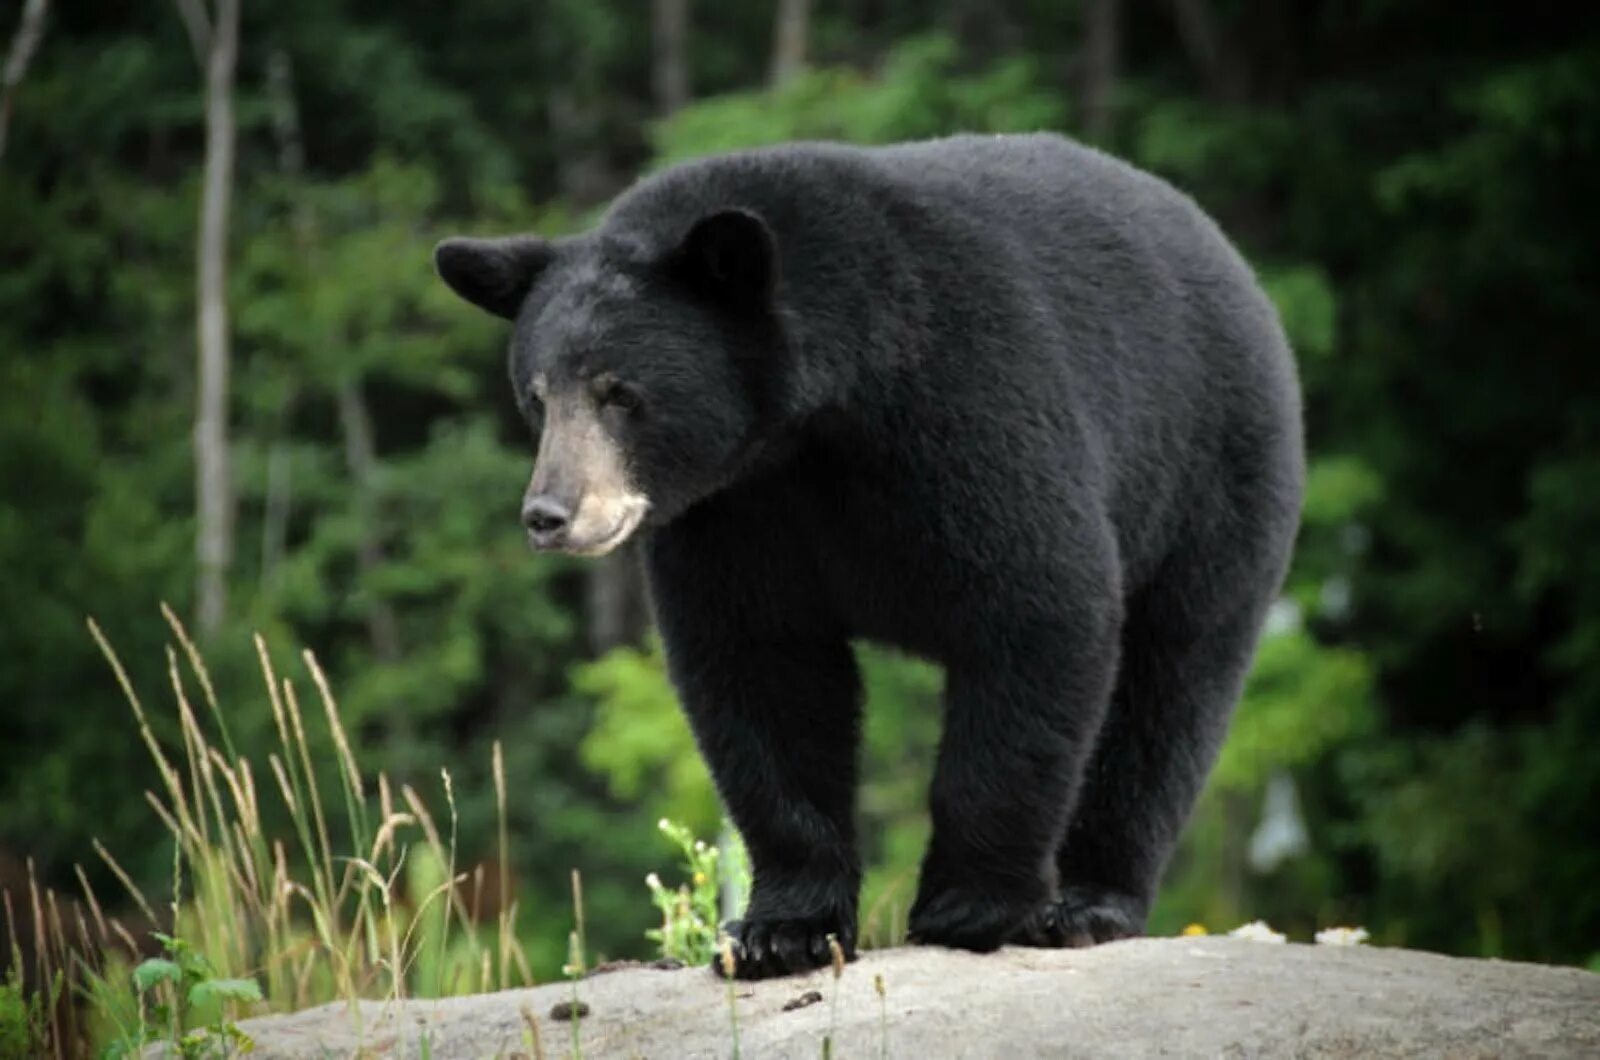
561,500,651,557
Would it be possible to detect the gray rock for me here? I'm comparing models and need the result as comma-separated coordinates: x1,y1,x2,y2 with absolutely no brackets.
221,938,1600,1058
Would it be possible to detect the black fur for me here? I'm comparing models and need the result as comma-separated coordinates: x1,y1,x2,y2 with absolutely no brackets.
435,133,1305,979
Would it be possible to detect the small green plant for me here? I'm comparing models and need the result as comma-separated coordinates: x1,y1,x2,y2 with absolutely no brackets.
128,932,261,1058
0,966,58,1059
644,819,728,965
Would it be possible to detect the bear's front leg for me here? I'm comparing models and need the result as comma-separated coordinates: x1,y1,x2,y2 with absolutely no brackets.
672,636,864,979
909,610,1122,952
647,509,865,980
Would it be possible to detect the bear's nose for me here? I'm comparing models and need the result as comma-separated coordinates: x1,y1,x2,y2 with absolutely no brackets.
522,495,571,547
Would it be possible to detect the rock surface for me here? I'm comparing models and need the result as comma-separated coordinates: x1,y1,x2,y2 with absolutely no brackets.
229,938,1600,1058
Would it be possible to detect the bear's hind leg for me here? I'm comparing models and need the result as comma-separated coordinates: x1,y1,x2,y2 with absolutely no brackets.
908,609,1122,953
1035,542,1288,947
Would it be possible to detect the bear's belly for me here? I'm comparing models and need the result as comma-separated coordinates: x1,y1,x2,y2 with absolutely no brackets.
775,446,1080,662
820,548,954,659
802,498,1028,663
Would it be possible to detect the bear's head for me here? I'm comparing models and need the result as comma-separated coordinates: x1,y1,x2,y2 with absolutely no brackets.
434,209,783,555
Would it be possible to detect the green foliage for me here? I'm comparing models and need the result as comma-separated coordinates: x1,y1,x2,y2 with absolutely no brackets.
4,13,1599,1051
1260,265,1338,364
855,649,941,946
125,933,260,1059
643,820,740,967
576,642,719,834
0,969,57,1060
654,35,1065,164
1212,623,1376,794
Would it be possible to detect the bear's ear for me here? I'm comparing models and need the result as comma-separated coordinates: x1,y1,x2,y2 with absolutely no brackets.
670,209,778,314
433,236,553,320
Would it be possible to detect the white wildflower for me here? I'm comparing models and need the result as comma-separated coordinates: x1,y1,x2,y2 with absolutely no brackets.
1228,920,1287,943
1315,926,1370,946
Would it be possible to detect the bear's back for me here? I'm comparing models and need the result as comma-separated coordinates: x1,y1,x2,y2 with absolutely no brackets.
610,134,1263,359
868,132,1160,216
868,134,1262,324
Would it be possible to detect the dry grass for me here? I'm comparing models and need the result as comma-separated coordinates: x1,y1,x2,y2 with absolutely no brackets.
0,607,533,1057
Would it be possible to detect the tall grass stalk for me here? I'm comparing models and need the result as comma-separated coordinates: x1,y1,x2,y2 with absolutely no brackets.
874,972,888,1059
562,868,590,1059
565,929,586,1060
1,613,533,1056
823,934,846,1060
720,936,741,1060
495,741,512,992
520,1003,546,1060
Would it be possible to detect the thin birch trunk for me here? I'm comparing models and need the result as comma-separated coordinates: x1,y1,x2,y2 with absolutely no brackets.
770,0,810,87
0,0,49,163
651,0,691,115
336,381,402,663
1166,0,1246,103
1082,0,1119,140
186,0,240,637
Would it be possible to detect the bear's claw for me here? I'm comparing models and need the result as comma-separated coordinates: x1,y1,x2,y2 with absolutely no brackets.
714,916,857,980
1010,885,1145,948
906,884,1037,952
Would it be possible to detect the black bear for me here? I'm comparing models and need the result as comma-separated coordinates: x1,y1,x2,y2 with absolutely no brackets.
434,133,1304,979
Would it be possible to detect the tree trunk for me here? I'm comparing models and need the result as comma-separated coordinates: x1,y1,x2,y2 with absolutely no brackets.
947,0,1021,61
1081,0,1119,140
543,8,621,207
259,48,299,599
260,441,291,591
0,0,49,163
340,375,414,777
546,88,616,205
770,0,810,87
585,548,649,655
651,0,691,116
266,48,401,664
1166,0,1246,103
336,381,403,664
192,0,239,637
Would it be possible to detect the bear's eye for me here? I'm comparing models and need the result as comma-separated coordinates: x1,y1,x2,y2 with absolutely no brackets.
516,386,543,422
592,374,642,413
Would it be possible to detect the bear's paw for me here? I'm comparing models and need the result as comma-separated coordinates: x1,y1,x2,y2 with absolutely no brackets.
715,914,858,980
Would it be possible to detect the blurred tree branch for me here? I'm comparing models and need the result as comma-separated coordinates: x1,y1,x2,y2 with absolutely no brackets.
770,0,810,86
172,0,209,68
179,0,240,636
0,0,50,163
1165,0,1246,102
652,0,691,115
1082,0,1119,139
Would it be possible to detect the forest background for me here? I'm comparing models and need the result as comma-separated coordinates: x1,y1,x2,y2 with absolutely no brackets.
2,0,1597,1001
